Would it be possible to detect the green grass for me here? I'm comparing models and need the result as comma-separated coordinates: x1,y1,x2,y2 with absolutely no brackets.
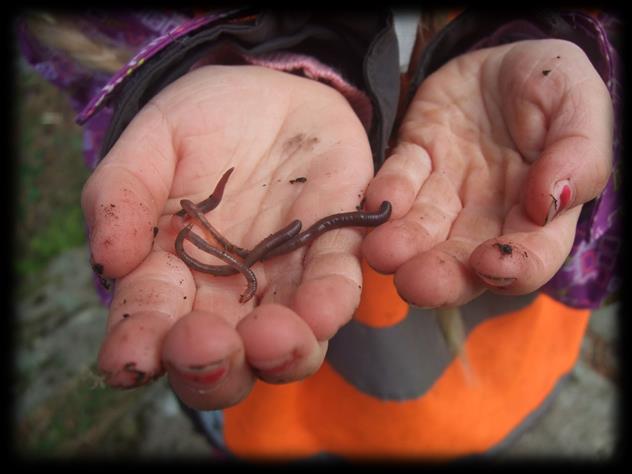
15,58,90,291
13,57,160,459
16,365,147,457
14,196,87,277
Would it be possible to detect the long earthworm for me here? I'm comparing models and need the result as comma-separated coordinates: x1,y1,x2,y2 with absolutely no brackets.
262,201,392,260
175,224,257,303
243,219,303,267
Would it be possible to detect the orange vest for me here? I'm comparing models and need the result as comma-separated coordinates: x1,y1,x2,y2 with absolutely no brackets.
222,259,590,459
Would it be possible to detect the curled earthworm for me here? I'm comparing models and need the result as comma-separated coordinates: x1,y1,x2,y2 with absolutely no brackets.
178,218,304,277
174,193,302,302
175,224,257,303
180,198,248,258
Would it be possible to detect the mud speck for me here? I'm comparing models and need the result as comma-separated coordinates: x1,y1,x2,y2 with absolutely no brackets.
282,133,320,157
98,276,111,290
289,177,307,184
91,261,104,275
494,243,513,256
101,203,119,219
124,362,147,385
542,69,551,76
357,197,366,211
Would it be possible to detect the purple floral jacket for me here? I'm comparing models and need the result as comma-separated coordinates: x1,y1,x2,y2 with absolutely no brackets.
16,8,622,310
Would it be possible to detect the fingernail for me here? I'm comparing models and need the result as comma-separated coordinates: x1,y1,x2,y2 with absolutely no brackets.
476,272,516,288
105,362,160,389
544,180,572,225
169,359,229,389
251,353,297,375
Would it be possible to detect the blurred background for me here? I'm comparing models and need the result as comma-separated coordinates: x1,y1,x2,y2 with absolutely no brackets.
11,43,214,459
11,12,620,461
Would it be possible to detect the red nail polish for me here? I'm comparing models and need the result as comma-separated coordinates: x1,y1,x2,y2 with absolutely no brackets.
558,184,572,209
545,180,572,225
170,360,228,388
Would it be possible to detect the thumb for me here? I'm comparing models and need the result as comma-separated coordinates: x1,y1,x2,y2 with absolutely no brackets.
523,131,612,227
512,42,614,226
81,104,176,278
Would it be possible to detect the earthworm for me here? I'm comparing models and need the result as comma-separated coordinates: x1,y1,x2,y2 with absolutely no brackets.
175,224,257,303
262,201,392,260
181,219,304,277
244,219,303,266
175,167,234,217
179,198,249,258
172,167,393,304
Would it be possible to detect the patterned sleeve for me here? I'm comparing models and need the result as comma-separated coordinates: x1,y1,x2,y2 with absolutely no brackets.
16,9,249,171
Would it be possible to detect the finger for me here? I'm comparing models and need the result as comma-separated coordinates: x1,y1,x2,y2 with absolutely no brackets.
500,40,613,226
162,310,255,410
363,171,462,274
394,238,484,308
291,227,365,341
238,304,326,384
98,250,195,387
81,103,176,278
364,141,432,218
523,134,612,227
470,203,582,294
392,193,505,307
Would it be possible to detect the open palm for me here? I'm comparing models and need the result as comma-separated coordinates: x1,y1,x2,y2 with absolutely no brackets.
363,39,612,306
83,66,375,409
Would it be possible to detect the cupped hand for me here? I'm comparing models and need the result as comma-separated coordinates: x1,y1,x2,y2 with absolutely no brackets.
363,39,613,307
82,66,374,409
